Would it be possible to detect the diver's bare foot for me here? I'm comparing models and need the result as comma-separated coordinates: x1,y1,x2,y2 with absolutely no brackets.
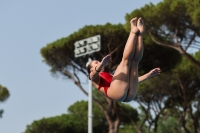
130,17,139,34
137,17,145,35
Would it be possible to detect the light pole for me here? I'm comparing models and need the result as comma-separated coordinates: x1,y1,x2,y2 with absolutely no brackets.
74,35,101,133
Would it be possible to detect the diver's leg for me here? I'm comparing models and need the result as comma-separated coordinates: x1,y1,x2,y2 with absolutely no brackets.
107,17,139,101
124,17,144,102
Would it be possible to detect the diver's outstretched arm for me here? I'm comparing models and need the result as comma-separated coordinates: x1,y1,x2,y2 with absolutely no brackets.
138,67,161,83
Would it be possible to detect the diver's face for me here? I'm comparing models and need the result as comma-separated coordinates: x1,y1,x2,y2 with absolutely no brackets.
91,60,99,68
90,60,103,72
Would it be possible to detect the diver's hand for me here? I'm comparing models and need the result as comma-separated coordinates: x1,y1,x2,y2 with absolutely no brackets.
101,54,111,66
149,68,161,78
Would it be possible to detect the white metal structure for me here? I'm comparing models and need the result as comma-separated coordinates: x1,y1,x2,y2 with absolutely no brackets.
74,35,101,133
74,35,101,58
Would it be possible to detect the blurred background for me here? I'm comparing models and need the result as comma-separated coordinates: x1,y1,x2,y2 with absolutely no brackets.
0,0,199,133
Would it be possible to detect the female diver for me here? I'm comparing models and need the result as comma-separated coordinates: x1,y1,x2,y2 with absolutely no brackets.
86,17,161,102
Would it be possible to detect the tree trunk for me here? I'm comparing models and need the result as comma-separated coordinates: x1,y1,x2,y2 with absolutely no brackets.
108,120,120,133
104,99,121,133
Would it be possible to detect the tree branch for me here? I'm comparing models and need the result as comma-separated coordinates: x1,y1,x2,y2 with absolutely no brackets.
185,32,196,51
149,31,200,69
129,117,143,133
148,31,183,53
174,27,181,44
181,52,200,69
179,107,191,133
139,103,150,130
61,68,88,96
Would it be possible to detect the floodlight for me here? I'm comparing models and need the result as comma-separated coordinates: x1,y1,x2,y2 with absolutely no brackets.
74,35,101,57
91,43,99,50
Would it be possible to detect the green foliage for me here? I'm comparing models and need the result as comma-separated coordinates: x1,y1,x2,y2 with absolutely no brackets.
67,100,107,133
119,103,139,123
136,51,200,132
125,0,191,35
118,124,137,133
0,84,10,118
0,84,10,102
24,100,140,133
174,51,200,77
24,100,107,133
136,73,171,105
185,0,200,27
172,51,200,100
24,114,81,133
67,100,140,132
125,0,200,59
125,1,183,73
157,117,181,133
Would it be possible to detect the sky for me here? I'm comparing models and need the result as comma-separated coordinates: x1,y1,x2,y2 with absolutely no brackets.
0,1,162,133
